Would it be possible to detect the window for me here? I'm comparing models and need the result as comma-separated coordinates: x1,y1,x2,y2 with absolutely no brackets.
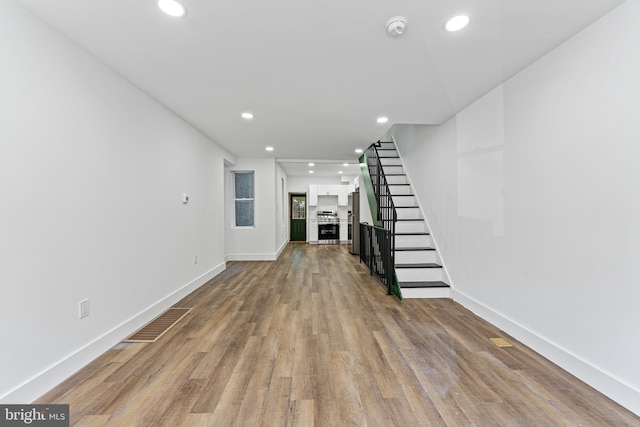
233,171,254,227
291,195,305,219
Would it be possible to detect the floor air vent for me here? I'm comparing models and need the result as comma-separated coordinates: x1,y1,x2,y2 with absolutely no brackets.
490,337,513,348
123,308,192,343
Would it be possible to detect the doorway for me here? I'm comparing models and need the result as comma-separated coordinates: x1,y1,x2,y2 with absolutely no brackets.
290,193,307,241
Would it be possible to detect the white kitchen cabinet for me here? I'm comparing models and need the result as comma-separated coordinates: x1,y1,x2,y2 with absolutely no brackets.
337,185,348,206
339,219,349,242
309,184,351,206
317,185,332,196
347,184,355,194
308,185,318,206
309,219,318,243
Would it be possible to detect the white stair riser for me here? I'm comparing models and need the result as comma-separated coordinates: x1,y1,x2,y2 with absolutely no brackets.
395,221,428,233
396,208,422,219
396,268,443,282
382,165,404,174
391,195,417,206
401,287,451,299
386,175,408,185
388,185,412,195
395,250,438,264
379,157,402,165
378,143,396,149
395,234,432,247
377,151,398,158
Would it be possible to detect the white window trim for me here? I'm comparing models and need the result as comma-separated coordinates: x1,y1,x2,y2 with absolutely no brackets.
233,170,255,228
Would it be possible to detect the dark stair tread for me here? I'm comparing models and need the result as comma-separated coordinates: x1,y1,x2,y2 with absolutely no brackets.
395,263,442,269
394,247,436,251
394,232,430,236
395,206,419,208
384,173,407,176
388,183,410,186
395,218,425,222
399,281,449,289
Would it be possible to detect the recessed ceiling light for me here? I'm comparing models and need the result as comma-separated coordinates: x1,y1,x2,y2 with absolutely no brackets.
343,163,349,167
265,146,274,152
445,14,470,32
241,112,254,119
355,149,363,154
377,116,389,124
338,171,343,174
158,0,187,18
309,170,314,174
308,163,315,167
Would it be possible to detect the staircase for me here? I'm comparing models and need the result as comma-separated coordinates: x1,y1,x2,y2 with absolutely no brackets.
376,142,450,298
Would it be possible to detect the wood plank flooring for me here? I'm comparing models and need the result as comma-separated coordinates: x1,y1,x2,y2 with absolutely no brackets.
36,243,639,426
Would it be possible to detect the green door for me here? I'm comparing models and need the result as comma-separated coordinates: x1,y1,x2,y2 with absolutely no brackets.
290,194,307,241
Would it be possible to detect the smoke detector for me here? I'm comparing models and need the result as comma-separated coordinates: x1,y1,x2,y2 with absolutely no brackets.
386,16,407,37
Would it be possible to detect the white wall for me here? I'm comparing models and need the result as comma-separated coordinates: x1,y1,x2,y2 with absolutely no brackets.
225,158,279,260
0,1,229,403
390,1,640,415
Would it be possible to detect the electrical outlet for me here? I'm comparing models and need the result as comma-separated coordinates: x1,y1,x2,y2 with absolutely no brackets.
79,299,90,319
194,254,198,265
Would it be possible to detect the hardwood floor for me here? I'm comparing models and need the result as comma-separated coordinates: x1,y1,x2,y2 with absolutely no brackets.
37,243,639,426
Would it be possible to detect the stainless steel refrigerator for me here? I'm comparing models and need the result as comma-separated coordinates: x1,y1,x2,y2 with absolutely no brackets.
349,189,360,254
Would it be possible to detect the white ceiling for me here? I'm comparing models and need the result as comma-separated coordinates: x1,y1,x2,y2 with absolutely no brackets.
277,159,361,178
18,0,625,176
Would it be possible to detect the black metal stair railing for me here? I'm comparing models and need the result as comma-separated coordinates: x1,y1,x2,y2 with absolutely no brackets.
360,222,394,295
366,142,397,239
359,142,399,297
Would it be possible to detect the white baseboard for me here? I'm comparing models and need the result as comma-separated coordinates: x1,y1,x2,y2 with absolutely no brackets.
226,253,278,261
1,262,226,404
276,240,288,258
454,290,640,417
224,241,299,261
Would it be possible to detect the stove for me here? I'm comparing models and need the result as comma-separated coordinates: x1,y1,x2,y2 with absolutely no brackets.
317,211,339,244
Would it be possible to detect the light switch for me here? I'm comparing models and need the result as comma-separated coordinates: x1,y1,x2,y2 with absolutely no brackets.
182,194,189,204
